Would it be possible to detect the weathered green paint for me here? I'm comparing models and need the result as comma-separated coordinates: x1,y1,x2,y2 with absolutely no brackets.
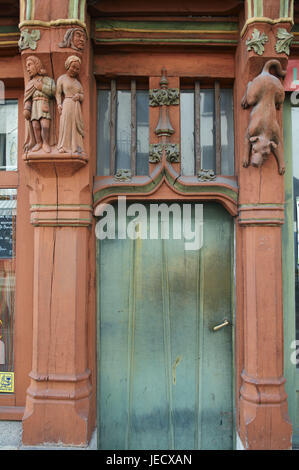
97,203,234,450
95,20,238,32
253,0,264,17
280,0,292,18
95,38,238,45
282,97,298,446
93,167,238,207
0,26,19,34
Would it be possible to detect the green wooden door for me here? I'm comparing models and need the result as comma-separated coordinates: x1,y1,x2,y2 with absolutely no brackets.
97,202,234,450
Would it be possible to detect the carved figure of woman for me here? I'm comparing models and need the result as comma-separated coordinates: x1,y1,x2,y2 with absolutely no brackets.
56,55,85,154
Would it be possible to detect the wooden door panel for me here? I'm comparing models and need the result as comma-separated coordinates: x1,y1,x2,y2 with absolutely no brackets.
97,203,233,450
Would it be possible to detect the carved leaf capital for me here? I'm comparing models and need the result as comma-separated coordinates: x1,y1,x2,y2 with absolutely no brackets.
246,28,268,56
275,28,294,55
18,29,41,51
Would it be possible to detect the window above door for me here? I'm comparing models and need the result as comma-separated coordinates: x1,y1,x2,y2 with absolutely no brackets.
96,77,235,179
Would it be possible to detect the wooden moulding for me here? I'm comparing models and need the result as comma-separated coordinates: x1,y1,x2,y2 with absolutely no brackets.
30,204,93,227
238,203,285,225
93,163,238,217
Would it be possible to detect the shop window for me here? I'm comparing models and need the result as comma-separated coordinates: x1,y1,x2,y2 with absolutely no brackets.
97,80,149,176
0,189,16,382
0,100,18,171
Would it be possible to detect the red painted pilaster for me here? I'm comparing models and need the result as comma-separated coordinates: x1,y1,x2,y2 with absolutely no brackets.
235,0,293,450
19,0,96,446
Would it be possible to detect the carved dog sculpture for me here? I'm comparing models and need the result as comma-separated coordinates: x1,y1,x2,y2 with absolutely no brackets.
241,59,286,174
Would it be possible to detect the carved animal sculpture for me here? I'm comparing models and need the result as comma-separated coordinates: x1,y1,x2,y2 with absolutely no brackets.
241,59,286,175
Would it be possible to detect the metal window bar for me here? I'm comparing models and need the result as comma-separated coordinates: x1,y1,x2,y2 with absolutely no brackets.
194,81,201,174
214,80,222,174
109,79,117,175
109,79,138,176
131,80,137,176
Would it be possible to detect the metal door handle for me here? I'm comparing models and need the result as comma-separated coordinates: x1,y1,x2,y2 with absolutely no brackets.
213,319,230,332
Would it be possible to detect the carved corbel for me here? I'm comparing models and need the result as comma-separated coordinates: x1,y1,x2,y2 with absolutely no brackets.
241,59,286,175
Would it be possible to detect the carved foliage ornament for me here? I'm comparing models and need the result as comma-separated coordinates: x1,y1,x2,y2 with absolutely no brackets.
149,144,163,163
149,143,180,163
165,143,180,163
149,88,179,107
114,169,132,182
242,59,286,175
246,28,268,56
18,29,40,51
198,169,216,182
275,28,294,55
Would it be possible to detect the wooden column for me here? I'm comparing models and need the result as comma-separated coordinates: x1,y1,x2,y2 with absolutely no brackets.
19,0,96,445
235,0,293,450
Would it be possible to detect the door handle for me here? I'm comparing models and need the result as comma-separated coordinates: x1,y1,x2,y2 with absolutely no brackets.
212,318,230,332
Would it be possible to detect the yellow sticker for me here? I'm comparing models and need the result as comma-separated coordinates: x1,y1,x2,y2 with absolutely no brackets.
0,372,14,393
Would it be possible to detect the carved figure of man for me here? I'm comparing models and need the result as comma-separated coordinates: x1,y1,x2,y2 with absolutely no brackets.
23,56,56,153
59,28,87,52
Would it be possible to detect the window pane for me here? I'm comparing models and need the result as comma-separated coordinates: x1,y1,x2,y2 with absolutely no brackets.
0,189,16,374
97,90,111,176
116,90,131,171
136,90,149,176
0,100,18,172
200,90,215,172
181,91,195,176
221,89,234,175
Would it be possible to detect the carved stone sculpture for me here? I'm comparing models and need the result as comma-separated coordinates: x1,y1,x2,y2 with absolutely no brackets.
56,55,85,154
23,56,56,153
59,28,87,52
241,59,286,174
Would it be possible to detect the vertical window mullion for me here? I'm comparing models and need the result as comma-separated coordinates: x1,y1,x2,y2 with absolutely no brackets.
194,81,201,175
214,80,222,174
131,79,137,177
110,79,117,175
